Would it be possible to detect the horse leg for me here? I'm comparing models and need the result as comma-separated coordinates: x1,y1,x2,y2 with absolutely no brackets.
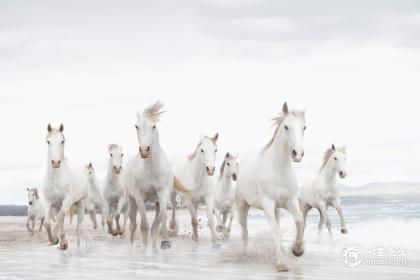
285,198,304,257
116,197,126,235
169,191,178,234
222,211,228,228
319,203,332,237
150,202,161,251
302,203,312,236
133,193,149,249
26,217,31,233
44,204,59,245
128,196,138,244
75,199,86,248
214,208,223,232
39,218,44,232
106,205,117,236
317,208,325,235
158,190,171,249
57,196,73,250
332,199,347,234
274,208,281,225
237,199,249,254
262,196,288,272
31,219,36,235
89,209,98,230
224,209,234,238
204,196,217,243
186,202,198,242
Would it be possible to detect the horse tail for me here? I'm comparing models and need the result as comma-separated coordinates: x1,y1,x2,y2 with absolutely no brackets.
173,176,190,194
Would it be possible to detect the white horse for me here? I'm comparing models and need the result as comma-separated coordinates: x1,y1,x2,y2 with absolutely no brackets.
26,188,45,234
125,102,189,250
300,144,348,236
213,152,238,239
85,162,105,230
43,124,89,250
170,133,219,243
235,102,306,272
103,144,127,236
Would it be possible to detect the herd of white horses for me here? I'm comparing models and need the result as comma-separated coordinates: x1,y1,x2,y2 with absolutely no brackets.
25,101,348,272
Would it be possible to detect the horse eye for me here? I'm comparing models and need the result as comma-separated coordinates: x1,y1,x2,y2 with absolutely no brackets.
227,162,230,166
153,125,156,129
304,126,306,131
121,153,124,157
135,125,138,129
47,140,50,144
201,149,204,153
111,154,113,157
334,157,337,160
61,140,64,144
285,125,289,130
215,149,218,153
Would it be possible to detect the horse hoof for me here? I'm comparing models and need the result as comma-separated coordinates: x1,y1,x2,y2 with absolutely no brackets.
292,244,304,257
341,228,348,234
275,261,289,272
109,230,117,236
59,242,68,251
49,237,59,246
160,240,171,249
216,225,223,233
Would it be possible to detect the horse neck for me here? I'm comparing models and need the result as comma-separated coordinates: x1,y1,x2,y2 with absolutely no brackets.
145,134,162,171
219,173,233,190
266,129,292,170
319,160,337,188
191,153,206,184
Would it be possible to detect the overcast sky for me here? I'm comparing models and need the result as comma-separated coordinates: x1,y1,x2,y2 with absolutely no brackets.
1,0,419,204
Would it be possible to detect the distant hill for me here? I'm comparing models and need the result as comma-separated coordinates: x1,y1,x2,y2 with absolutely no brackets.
0,205,27,216
339,181,420,197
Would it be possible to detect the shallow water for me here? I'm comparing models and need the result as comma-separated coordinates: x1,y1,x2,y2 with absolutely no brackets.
1,198,419,280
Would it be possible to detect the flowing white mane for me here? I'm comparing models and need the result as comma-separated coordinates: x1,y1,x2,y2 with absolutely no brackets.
187,137,217,161
321,146,346,169
261,110,305,152
142,101,165,122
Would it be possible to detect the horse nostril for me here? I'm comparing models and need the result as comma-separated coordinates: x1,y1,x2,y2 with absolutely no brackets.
292,150,297,156
206,166,210,171
301,151,305,157
146,146,150,151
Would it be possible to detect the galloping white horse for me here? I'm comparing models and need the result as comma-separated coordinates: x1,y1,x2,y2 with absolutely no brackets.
236,103,306,272
300,144,348,236
103,144,126,236
125,102,189,250
43,124,89,250
85,162,105,230
170,133,219,243
26,188,45,234
213,152,238,239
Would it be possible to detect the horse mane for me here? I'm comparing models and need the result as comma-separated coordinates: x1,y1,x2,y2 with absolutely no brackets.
321,146,346,169
261,110,305,152
107,144,121,152
187,137,217,161
142,101,165,122
219,153,234,180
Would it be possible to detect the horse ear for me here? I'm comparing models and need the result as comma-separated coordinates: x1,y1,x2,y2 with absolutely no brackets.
212,132,219,143
47,123,52,132
27,187,29,191
225,152,230,158
332,143,336,150
59,123,64,132
282,102,289,115
88,162,92,168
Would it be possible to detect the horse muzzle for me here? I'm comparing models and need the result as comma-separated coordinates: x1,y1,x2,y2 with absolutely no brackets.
139,146,150,158
51,160,61,168
291,149,304,163
114,166,122,174
206,166,215,176
339,171,347,178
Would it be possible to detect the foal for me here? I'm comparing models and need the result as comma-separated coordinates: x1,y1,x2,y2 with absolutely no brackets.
300,144,348,236
26,188,45,234
213,153,238,239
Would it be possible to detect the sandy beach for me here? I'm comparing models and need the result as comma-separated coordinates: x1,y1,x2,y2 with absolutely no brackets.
1,205,419,280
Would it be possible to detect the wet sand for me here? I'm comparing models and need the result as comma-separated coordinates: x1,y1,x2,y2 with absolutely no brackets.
0,208,419,280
